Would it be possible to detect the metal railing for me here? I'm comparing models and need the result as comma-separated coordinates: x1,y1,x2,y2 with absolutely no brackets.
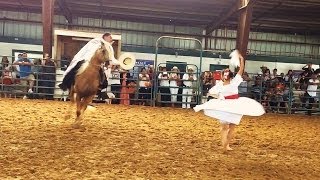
1,57,319,115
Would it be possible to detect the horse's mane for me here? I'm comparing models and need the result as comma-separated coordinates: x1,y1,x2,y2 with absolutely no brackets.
77,61,90,76
77,41,110,76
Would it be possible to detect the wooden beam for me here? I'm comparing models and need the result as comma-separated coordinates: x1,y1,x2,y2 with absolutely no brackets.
251,1,283,24
56,0,72,23
205,4,239,35
42,0,55,57
69,0,216,17
72,10,209,26
236,0,254,57
205,0,258,35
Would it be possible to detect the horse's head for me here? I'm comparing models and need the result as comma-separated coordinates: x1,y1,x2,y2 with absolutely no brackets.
93,41,111,64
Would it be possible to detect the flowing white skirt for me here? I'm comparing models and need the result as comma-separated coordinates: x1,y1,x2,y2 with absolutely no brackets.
194,97,265,125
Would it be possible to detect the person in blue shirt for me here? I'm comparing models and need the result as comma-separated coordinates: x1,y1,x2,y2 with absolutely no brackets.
13,52,35,93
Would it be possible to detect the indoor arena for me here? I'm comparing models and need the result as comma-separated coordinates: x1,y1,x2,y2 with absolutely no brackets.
0,0,320,179
0,99,319,179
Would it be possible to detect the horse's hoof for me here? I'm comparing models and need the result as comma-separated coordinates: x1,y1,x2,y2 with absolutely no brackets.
64,114,71,120
71,123,81,129
71,123,86,130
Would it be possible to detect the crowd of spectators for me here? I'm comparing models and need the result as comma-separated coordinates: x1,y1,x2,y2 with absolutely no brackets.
0,52,56,99
1,54,320,114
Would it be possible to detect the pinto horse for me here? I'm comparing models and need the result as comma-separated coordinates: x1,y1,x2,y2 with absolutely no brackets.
65,41,110,127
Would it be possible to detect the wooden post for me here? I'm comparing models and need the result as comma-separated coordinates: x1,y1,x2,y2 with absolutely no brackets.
42,0,55,57
236,0,253,58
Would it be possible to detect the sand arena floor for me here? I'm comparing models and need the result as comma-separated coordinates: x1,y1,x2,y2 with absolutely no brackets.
0,98,319,179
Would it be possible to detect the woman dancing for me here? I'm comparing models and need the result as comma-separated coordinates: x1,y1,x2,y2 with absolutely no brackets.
194,50,265,151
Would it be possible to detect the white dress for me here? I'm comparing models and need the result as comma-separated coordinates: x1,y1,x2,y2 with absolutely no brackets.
194,74,265,125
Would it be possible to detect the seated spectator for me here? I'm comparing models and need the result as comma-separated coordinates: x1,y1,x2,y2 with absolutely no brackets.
1,66,16,98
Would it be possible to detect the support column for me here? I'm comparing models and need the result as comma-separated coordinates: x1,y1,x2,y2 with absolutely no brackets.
42,0,55,57
236,0,253,58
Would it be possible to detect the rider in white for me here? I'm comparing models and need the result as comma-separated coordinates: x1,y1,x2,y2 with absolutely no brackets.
59,33,119,91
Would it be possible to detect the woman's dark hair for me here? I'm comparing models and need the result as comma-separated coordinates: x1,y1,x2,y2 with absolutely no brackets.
140,67,146,72
222,69,234,79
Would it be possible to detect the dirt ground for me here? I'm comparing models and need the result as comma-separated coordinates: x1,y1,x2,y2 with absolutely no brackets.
0,98,319,179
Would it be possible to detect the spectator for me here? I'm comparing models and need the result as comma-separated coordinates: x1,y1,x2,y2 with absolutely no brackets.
99,64,115,103
302,62,314,78
304,73,319,115
251,75,263,100
263,68,271,82
297,71,308,88
259,65,267,75
202,71,214,97
315,66,320,75
1,65,16,98
13,54,22,78
279,73,285,82
147,65,155,81
32,59,42,77
60,55,70,71
291,83,305,113
158,67,170,107
138,67,151,106
261,94,270,113
182,66,197,109
41,53,56,100
110,65,121,104
270,68,278,79
119,71,130,105
284,70,293,83
169,66,180,107
239,72,250,97
147,65,155,99
0,56,9,77
13,52,35,96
